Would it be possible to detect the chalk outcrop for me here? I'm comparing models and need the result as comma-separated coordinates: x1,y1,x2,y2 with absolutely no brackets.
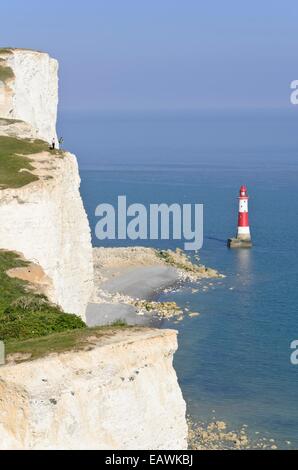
0,48,58,144
0,328,187,450
0,118,37,139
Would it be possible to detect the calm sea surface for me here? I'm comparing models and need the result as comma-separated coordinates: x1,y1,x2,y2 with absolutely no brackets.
59,109,298,447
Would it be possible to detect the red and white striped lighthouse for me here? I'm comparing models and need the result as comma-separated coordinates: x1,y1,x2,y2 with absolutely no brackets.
237,185,251,241
228,185,252,248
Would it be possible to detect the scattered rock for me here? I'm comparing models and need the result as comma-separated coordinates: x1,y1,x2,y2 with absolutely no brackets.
188,418,277,450
216,421,227,431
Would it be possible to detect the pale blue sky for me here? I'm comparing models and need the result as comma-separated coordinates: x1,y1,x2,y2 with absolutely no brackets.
2,0,297,111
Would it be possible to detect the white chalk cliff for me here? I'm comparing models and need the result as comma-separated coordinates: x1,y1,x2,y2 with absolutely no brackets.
0,48,58,144
0,329,187,449
0,49,93,318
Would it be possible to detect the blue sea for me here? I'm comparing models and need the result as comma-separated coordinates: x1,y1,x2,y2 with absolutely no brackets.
59,109,298,448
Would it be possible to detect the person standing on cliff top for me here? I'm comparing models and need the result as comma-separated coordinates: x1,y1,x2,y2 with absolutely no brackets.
51,138,55,150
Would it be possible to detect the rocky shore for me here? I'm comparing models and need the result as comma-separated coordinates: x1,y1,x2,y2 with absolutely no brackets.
87,247,222,326
188,419,279,450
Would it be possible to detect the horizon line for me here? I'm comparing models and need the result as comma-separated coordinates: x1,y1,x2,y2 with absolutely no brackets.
58,105,297,114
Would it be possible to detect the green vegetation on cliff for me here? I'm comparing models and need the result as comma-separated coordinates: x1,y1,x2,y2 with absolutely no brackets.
0,136,48,189
0,297,85,342
0,48,13,55
0,64,14,82
0,118,23,125
0,251,129,347
0,49,14,82
0,250,85,342
6,323,131,363
0,48,43,54
0,251,31,311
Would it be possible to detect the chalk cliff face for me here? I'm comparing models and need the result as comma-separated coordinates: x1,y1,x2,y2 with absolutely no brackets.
0,329,187,450
0,49,58,144
0,150,94,318
0,49,93,318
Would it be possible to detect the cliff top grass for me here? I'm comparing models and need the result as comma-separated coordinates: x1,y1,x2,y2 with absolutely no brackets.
5,322,132,363
0,48,14,82
0,136,49,189
0,47,47,56
0,118,23,125
0,250,29,311
0,47,43,54
0,64,14,82
0,48,13,55
0,250,86,343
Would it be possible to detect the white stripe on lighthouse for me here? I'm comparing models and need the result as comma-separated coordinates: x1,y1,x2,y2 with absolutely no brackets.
239,199,248,212
237,226,250,235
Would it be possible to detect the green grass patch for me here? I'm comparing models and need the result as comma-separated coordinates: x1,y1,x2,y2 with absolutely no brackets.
0,297,85,341
0,64,14,82
0,250,30,312
0,136,49,189
110,319,127,327
0,48,13,55
5,323,132,362
0,250,86,342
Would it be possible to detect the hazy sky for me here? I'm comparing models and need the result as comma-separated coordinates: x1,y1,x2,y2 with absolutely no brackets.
2,0,297,111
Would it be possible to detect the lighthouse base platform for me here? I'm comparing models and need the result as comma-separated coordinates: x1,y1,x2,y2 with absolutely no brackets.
227,237,252,249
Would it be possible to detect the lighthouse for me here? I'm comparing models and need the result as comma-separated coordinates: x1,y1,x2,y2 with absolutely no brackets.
228,185,252,248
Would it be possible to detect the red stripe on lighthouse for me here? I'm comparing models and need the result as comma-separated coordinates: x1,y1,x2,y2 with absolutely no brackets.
238,211,249,227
